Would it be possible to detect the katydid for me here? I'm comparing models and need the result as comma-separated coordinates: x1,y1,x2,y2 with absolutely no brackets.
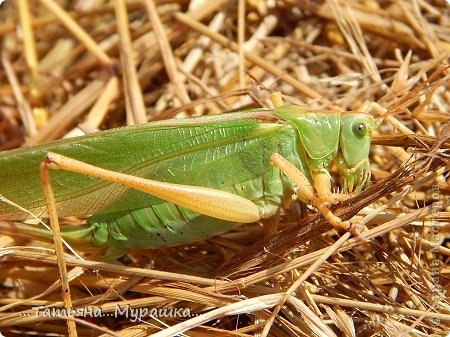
0,103,379,258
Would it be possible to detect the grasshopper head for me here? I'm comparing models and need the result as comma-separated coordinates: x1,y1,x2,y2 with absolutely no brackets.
337,114,380,194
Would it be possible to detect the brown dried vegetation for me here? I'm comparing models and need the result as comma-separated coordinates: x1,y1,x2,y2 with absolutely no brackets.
0,0,449,336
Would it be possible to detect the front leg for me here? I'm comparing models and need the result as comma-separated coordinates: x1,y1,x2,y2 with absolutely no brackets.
312,170,349,204
270,153,365,240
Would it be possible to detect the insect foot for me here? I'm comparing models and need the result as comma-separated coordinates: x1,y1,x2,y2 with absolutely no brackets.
320,193,351,205
270,153,367,241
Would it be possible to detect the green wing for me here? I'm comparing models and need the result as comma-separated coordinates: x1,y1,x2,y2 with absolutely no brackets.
0,113,287,220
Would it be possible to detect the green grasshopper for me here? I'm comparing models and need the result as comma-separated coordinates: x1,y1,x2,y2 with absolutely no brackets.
0,100,379,258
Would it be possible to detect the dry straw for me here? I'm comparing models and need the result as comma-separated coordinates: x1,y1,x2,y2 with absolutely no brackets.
0,0,449,336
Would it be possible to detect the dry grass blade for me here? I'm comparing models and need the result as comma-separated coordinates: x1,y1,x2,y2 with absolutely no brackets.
260,232,352,337
149,294,283,337
1,56,37,137
38,0,112,66
25,79,105,144
17,0,38,78
115,0,147,125
145,0,191,106
174,12,330,103
0,1,449,336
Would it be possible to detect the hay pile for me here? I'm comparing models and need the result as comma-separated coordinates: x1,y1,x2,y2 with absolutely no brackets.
0,0,449,336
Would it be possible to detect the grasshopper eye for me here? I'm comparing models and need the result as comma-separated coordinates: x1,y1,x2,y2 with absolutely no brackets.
352,121,368,137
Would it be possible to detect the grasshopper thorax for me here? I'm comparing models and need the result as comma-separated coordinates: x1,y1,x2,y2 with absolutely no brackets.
275,105,379,194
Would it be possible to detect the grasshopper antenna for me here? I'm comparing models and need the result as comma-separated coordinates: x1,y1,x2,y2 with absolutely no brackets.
245,69,275,107
245,69,274,93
